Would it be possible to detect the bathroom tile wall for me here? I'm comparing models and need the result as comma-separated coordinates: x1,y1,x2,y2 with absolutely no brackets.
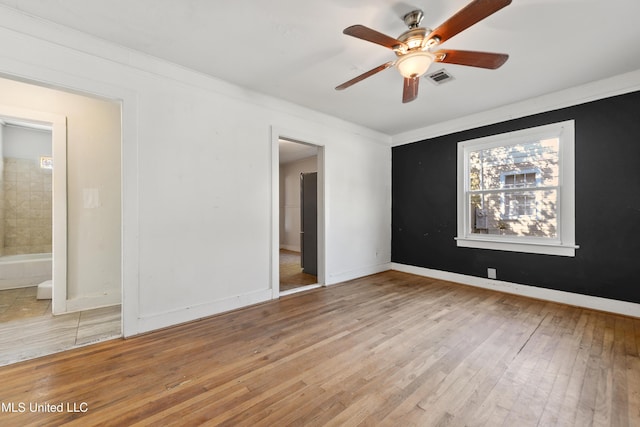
2,158,52,255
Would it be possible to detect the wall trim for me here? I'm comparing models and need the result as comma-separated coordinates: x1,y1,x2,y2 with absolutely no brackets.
392,69,640,145
0,278,49,291
327,262,392,286
65,293,122,314
135,289,273,335
391,263,640,319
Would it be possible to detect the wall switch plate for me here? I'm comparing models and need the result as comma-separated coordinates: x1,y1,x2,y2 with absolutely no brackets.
487,268,497,279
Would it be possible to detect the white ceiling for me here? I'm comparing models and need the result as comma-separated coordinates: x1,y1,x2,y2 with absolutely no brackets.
2,0,640,135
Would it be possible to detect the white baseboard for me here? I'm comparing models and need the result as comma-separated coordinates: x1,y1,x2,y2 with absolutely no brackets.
327,262,392,286
279,283,322,297
64,292,122,314
279,245,300,252
0,276,50,290
391,263,640,318
133,288,273,336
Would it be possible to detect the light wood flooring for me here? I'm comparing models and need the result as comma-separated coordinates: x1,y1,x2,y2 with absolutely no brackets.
0,286,122,366
279,249,317,292
0,271,638,426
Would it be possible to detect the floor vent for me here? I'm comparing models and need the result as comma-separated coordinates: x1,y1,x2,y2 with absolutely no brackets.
426,69,454,85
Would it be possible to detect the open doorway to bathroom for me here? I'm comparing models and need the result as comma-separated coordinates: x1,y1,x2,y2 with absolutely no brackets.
278,138,322,294
0,118,54,304
0,76,122,366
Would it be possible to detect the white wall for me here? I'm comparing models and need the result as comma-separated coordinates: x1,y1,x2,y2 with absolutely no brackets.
0,78,122,310
279,156,317,252
323,136,391,284
0,5,392,336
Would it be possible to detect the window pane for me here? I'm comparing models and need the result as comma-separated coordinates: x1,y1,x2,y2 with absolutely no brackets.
468,138,559,190
470,189,557,238
504,174,515,187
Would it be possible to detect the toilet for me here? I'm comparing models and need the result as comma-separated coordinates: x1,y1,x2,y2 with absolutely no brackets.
36,280,52,300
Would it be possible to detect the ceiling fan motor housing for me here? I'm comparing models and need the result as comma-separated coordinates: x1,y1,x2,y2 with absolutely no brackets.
396,27,430,54
403,10,424,29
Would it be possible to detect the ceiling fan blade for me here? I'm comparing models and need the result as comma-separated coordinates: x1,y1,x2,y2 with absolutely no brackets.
335,61,394,91
402,77,419,103
434,49,508,69
343,25,408,50
427,0,512,45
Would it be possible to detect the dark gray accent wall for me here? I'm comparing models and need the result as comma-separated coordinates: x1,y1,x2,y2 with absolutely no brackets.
392,90,640,304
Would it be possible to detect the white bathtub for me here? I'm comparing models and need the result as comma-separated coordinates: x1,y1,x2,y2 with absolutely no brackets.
0,253,52,290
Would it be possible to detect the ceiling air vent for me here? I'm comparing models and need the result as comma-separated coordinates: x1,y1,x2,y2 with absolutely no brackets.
426,69,454,85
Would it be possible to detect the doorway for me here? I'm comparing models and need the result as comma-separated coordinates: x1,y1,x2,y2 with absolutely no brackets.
0,76,122,366
0,107,66,315
274,135,324,295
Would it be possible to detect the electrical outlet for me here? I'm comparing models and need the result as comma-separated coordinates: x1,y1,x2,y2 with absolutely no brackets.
487,268,497,279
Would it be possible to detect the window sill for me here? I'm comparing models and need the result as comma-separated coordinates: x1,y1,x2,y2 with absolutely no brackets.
455,237,578,257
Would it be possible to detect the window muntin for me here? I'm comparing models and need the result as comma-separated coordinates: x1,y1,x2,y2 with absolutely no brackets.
456,120,577,256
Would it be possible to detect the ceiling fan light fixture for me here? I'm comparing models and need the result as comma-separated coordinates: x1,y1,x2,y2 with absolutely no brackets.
396,51,435,78
335,0,512,101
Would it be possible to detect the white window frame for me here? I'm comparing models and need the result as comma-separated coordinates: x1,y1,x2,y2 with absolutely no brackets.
456,120,578,257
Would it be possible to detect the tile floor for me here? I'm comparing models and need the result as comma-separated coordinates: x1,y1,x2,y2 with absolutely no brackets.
0,286,122,366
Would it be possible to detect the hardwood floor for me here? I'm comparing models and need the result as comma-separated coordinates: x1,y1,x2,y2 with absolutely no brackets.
279,249,317,292
0,271,638,426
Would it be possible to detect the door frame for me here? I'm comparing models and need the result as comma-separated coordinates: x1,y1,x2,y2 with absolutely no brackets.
271,126,325,298
0,104,67,314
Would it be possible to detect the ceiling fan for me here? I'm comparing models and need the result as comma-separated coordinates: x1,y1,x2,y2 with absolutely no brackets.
335,0,512,103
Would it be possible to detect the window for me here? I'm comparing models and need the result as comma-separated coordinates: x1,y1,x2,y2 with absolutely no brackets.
456,120,577,256
505,192,536,218
503,171,536,188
